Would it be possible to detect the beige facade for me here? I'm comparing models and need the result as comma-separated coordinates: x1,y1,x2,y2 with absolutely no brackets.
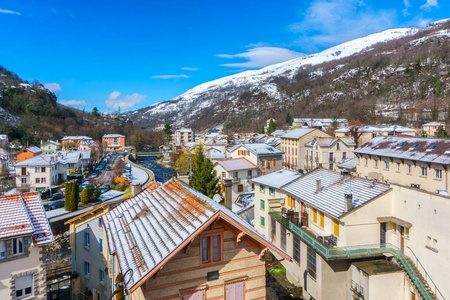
15,157,67,191
280,129,330,172
422,122,446,137
304,137,355,172
40,141,61,154
228,145,283,176
214,163,256,201
175,128,194,145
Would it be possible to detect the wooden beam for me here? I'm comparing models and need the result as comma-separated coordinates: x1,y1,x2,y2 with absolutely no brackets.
153,268,163,279
259,248,268,259
217,220,258,247
184,239,193,254
236,232,245,246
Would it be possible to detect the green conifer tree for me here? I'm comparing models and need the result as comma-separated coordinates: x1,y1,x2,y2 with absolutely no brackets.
190,145,220,198
267,118,276,134
81,188,89,204
286,113,293,126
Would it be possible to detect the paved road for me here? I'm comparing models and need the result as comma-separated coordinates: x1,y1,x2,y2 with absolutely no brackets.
95,153,121,186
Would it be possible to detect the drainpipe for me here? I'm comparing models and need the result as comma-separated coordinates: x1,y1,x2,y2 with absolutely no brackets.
446,164,448,194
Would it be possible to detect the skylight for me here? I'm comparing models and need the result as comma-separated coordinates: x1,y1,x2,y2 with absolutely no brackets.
429,145,438,150
399,143,406,146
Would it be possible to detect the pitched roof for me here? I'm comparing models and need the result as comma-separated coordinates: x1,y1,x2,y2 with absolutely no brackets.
305,137,355,147
103,134,125,138
282,168,391,219
42,140,61,146
15,154,57,166
336,125,416,134
228,143,284,156
354,136,450,165
22,146,42,154
252,169,303,189
337,158,357,170
61,136,92,141
0,192,53,245
423,122,445,127
280,128,316,139
103,179,290,292
216,158,257,171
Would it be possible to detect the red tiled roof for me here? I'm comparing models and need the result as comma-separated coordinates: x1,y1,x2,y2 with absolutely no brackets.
0,192,54,245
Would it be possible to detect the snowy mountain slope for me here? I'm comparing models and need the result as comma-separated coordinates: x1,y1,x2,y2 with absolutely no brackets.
127,20,450,128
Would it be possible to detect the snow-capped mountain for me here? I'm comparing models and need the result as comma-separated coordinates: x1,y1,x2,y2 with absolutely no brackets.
127,19,450,129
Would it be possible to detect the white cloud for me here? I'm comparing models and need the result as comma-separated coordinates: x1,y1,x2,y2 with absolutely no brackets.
0,8,20,15
420,0,438,11
151,74,191,79
44,82,62,93
289,0,396,50
403,0,412,16
418,18,432,27
181,67,200,71
217,47,304,69
59,99,91,107
105,91,146,111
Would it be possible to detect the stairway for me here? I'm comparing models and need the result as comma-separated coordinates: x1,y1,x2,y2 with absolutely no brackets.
399,255,439,300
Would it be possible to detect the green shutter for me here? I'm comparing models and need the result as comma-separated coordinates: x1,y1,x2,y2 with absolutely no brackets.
261,216,265,227
261,199,265,209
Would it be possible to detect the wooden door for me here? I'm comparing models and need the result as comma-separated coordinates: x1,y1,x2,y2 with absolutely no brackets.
225,281,245,300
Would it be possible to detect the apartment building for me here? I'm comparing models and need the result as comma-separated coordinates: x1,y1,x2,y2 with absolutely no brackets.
174,128,194,146
422,121,446,137
101,178,290,299
214,158,258,201
354,136,450,193
40,140,61,154
227,143,284,176
0,192,54,300
304,137,355,171
61,136,93,151
280,128,330,172
15,155,67,191
102,134,125,152
17,146,42,162
335,125,416,146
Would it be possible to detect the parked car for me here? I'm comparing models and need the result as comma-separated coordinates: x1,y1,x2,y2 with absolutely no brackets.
43,204,52,211
99,187,107,194
106,166,111,171
48,193,63,201
49,200,65,210
0,176,12,181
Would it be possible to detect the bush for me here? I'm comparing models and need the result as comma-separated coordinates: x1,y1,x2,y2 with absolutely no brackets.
115,182,127,191
64,182,78,212
80,188,89,204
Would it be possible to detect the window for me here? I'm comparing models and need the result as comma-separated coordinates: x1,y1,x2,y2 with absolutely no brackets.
237,184,243,193
319,212,324,227
260,199,265,210
421,166,427,176
15,275,33,299
336,143,340,150
307,246,317,279
293,235,301,264
41,167,46,172
435,168,442,179
273,159,276,167
260,185,265,193
0,241,6,258
21,178,26,184
333,219,339,237
35,178,40,184
247,170,252,178
397,162,401,172
84,261,90,276
41,177,46,183
280,226,286,250
313,209,317,223
98,217,103,227
384,161,389,169
99,238,103,252
269,187,275,196
408,164,412,174
99,269,104,282
13,238,24,255
271,217,276,240
84,232,90,248
201,231,222,264
374,159,378,167
265,160,269,168
365,158,368,166
342,152,347,160
35,167,39,173
261,216,265,227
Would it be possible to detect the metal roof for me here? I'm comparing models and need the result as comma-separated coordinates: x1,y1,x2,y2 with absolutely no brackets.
216,158,257,172
0,192,54,245
103,134,125,138
252,169,303,189
15,154,57,166
227,143,284,156
354,136,450,165
335,125,416,134
280,128,316,139
337,158,357,170
103,179,290,291
61,136,92,141
283,168,391,219
305,137,355,147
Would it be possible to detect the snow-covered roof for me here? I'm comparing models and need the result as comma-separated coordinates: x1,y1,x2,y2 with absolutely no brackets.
103,179,289,291
280,128,316,139
337,158,357,170
176,128,193,133
102,134,125,138
21,146,42,154
0,148,9,156
216,158,258,172
228,143,284,156
232,192,255,214
336,125,416,134
61,136,92,141
293,118,348,124
16,154,57,166
283,169,391,219
252,169,303,189
270,130,287,137
204,139,226,146
0,192,54,245
354,136,450,165
42,140,61,146
423,122,445,127
305,137,355,148
209,152,227,160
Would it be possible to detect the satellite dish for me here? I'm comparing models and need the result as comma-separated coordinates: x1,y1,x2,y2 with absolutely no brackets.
212,194,222,203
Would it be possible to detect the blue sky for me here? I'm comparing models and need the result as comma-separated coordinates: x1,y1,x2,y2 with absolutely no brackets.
0,0,447,112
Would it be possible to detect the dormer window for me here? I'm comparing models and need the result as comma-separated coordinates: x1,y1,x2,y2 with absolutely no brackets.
427,145,438,152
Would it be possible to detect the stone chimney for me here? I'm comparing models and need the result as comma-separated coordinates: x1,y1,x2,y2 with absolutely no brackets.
223,178,233,210
316,179,321,192
132,183,142,197
340,171,351,181
345,193,353,212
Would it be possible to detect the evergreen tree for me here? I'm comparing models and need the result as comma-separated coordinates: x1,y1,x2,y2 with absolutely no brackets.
1,164,9,177
267,118,276,134
190,145,219,198
435,126,449,138
286,113,293,126
92,107,100,117
81,188,89,204
259,126,265,134
64,182,74,211
73,181,79,207
163,123,172,138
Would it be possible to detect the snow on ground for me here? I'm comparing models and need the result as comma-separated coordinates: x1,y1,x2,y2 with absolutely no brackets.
98,190,125,201
129,165,149,185
45,208,67,219
4,188,17,195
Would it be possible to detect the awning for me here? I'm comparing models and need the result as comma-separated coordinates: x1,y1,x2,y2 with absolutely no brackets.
377,216,412,228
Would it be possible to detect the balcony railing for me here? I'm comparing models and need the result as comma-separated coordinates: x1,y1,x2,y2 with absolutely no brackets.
269,208,441,300
17,172,30,177
232,177,240,183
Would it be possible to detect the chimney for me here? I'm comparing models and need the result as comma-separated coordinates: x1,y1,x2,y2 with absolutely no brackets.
340,171,351,181
345,193,353,212
223,178,233,210
316,179,321,192
132,183,142,197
